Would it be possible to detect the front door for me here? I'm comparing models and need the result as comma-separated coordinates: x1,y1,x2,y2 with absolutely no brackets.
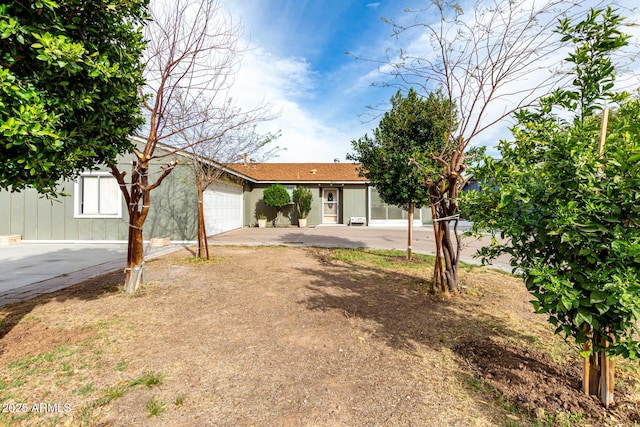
322,188,339,224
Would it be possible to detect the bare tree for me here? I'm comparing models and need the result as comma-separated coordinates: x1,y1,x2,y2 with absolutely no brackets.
366,0,607,292
108,0,275,292
183,123,281,260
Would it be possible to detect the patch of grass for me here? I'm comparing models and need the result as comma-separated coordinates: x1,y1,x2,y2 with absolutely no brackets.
0,410,31,425
76,405,95,426
533,409,587,427
75,370,167,422
115,359,128,372
129,371,163,388
173,394,186,406
19,314,38,324
96,381,128,406
466,377,534,425
60,361,74,377
331,248,435,269
8,345,75,376
45,416,62,427
184,255,220,264
74,382,95,396
469,378,494,394
146,396,166,417
83,318,122,331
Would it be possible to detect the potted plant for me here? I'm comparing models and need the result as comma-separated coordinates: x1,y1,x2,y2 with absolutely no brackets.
257,213,267,228
292,186,313,227
263,184,290,227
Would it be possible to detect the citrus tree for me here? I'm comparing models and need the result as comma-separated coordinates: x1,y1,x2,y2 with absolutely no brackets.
0,0,147,196
464,7,639,406
348,88,449,262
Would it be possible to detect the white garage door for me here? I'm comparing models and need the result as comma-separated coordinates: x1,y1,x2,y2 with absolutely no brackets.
203,181,243,236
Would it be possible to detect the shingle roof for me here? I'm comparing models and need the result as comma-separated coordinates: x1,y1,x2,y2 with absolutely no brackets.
226,163,368,183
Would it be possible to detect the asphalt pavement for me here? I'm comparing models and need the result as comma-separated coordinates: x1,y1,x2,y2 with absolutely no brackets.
0,225,510,307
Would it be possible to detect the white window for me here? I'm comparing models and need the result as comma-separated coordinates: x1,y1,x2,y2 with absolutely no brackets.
74,173,122,218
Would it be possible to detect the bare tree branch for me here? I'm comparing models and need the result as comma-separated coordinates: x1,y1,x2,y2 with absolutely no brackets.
353,0,620,292
110,0,278,290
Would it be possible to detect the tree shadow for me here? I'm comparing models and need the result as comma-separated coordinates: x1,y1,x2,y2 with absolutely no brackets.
269,232,368,248
0,246,151,343
294,249,630,422
296,249,534,354
0,273,126,349
146,177,197,241
254,199,274,225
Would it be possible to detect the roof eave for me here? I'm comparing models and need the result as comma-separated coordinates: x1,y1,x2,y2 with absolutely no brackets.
249,180,369,185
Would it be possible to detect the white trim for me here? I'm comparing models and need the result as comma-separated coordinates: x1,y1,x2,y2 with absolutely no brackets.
74,172,123,219
322,188,339,224
248,180,367,185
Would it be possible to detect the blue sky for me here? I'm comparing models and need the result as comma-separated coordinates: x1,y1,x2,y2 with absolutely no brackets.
223,0,640,163
224,0,410,162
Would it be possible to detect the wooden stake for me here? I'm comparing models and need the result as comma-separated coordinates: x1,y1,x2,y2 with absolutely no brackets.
407,202,414,260
430,202,445,292
598,337,615,407
598,107,609,157
583,327,591,395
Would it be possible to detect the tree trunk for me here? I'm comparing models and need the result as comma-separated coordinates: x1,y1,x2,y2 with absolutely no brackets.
440,218,460,292
196,175,210,260
125,210,146,293
407,202,414,260
121,158,154,293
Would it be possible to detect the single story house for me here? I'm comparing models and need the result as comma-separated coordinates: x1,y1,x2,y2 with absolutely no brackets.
0,142,432,243
225,162,433,228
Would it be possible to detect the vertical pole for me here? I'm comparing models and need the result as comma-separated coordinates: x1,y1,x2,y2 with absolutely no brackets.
582,325,591,395
407,201,414,260
596,108,614,407
598,107,609,157
197,175,205,259
599,337,614,408
430,200,445,292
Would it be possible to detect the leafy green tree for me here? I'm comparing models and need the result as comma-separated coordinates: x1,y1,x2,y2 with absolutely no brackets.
464,7,638,406
348,88,450,262
0,0,147,196
263,184,291,226
292,186,313,220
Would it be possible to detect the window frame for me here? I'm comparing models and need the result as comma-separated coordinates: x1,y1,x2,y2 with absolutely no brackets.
74,172,123,219
285,185,296,204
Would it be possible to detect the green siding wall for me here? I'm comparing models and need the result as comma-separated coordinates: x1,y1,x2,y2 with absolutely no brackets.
342,185,368,223
242,183,369,227
243,185,298,227
0,154,198,241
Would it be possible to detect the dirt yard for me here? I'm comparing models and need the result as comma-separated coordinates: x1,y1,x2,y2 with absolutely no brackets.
0,246,638,426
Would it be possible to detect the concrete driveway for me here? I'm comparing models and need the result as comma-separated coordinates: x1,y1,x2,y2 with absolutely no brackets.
0,243,178,307
0,225,510,307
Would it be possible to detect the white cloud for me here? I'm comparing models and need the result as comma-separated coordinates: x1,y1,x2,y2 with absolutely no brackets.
222,0,640,164
231,47,370,162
